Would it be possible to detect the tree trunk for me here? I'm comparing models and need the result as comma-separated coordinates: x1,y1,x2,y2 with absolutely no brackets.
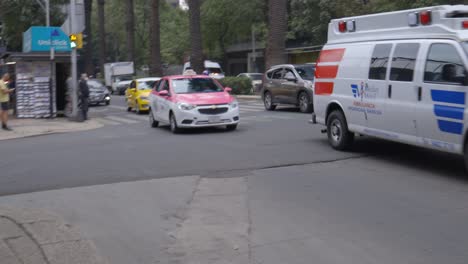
97,0,106,76
150,0,163,76
188,0,204,74
265,0,288,69
83,0,94,75
125,0,136,62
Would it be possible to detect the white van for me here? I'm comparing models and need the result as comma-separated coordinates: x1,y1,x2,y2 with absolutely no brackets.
182,60,225,79
312,5,468,168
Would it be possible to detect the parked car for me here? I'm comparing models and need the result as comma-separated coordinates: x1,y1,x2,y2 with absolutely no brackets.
237,73,263,93
126,77,161,114
87,79,111,106
148,75,239,133
183,60,225,79
262,64,316,113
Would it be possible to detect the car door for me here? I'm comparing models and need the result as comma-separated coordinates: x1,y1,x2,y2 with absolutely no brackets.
154,79,171,122
281,67,301,104
126,81,137,108
366,43,393,130
382,42,421,138
264,68,284,103
415,41,468,152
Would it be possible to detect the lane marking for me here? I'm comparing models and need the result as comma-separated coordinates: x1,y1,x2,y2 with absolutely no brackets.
105,116,140,124
93,117,121,125
108,105,127,110
124,114,148,121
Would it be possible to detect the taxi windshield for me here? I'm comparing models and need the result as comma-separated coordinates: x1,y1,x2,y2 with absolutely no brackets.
138,80,156,90
172,78,224,94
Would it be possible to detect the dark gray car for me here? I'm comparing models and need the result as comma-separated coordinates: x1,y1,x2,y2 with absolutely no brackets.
261,64,315,113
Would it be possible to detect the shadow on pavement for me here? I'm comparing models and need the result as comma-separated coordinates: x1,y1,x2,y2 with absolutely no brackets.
313,136,467,181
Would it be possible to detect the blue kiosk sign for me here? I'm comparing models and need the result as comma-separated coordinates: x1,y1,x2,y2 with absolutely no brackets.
23,26,71,53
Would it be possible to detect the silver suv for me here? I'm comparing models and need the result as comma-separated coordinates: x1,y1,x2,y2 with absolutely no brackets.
262,64,315,113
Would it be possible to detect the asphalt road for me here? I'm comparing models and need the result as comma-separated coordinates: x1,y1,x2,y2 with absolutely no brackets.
2,95,468,263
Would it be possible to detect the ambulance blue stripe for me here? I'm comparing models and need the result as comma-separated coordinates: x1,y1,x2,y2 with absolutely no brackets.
437,120,463,135
431,90,465,105
434,105,464,120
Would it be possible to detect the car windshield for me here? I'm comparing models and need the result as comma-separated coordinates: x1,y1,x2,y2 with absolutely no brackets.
172,78,224,94
138,80,156,90
248,74,263,80
295,66,315,81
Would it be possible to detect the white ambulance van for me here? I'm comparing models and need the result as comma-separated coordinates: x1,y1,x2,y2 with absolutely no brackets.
312,5,468,168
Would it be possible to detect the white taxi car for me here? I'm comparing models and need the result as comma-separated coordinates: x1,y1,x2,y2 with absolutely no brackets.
148,75,240,133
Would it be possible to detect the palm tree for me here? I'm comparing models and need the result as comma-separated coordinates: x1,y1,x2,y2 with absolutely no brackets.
97,0,106,76
188,0,204,74
83,0,94,74
150,0,163,76
125,0,135,62
265,0,287,69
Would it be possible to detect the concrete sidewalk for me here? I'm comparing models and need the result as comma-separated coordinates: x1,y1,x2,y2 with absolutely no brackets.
0,118,103,141
0,206,107,264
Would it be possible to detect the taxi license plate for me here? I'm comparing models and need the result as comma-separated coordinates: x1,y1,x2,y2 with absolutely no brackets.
208,116,221,123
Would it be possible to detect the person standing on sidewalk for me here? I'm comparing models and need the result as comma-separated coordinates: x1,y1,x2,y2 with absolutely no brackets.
79,73,90,121
0,73,14,131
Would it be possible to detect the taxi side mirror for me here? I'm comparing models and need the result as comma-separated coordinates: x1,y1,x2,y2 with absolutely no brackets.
159,90,170,97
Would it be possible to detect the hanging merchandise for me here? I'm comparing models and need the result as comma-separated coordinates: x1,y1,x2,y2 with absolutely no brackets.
15,61,56,118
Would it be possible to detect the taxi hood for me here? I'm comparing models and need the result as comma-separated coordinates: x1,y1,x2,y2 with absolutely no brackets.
175,92,234,105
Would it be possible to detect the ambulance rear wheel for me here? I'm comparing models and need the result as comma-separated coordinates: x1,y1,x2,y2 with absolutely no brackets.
327,110,354,150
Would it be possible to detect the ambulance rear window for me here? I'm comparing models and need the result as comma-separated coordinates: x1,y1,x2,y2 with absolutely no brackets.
369,44,392,80
390,43,420,82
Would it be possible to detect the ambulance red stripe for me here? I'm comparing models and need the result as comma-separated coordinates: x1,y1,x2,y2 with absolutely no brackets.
314,82,334,95
317,48,345,63
315,65,339,79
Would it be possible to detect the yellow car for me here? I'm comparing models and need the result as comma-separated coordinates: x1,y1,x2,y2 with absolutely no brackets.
126,77,161,114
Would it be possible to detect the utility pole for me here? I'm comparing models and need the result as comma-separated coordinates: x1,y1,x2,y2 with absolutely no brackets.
70,0,78,118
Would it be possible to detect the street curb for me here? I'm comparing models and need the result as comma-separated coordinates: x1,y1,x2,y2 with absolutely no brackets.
0,206,108,264
0,120,103,141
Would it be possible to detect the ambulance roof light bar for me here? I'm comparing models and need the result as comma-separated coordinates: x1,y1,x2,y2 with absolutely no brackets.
408,10,432,26
338,20,355,33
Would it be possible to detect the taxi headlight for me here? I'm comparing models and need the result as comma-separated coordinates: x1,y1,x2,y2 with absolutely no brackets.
229,101,238,109
178,103,196,111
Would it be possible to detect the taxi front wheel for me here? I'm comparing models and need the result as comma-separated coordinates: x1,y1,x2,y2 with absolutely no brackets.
327,110,354,150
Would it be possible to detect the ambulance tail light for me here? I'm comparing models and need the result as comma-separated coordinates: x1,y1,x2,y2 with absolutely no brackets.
420,11,432,25
338,21,347,33
462,21,468,29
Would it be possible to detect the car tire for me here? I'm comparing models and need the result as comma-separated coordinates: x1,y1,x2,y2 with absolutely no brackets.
226,124,238,131
106,101,110,106
127,106,132,112
149,110,159,128
298,92,313,113
170,113,181,134
326,110,354,150
263,92,276,111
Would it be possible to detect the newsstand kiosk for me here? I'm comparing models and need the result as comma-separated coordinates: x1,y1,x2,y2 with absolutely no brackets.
0,26,71,118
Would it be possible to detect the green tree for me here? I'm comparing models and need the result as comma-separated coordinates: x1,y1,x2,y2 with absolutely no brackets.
126,0,136,62
84,0,94,75
97,0,107,75
265,0,288,69
150,0,163,76
0,0,66,52
188,0,204,73
201,0,266,63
